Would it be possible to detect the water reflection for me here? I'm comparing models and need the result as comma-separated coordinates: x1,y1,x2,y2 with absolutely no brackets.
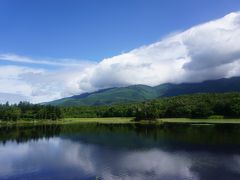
0,124,240,180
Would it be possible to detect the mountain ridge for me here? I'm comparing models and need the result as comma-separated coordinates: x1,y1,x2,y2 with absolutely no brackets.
47,76,240,106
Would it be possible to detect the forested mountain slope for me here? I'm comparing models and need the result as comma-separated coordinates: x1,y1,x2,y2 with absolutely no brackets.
47,77,240,106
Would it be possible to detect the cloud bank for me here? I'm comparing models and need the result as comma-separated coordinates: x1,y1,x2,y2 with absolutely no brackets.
1,12,240,103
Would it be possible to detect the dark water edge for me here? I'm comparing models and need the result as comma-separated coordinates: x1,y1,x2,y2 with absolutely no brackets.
0,123,240,180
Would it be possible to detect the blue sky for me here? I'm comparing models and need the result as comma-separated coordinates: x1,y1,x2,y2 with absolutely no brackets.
1,0,240,103
0,0,240,61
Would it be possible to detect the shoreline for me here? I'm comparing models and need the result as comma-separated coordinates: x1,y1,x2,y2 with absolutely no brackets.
1,117,240,126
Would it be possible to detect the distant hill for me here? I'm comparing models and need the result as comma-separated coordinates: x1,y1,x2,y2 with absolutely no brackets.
47,76,240,106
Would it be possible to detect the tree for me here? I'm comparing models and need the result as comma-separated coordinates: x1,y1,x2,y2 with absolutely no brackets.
191,102,213,118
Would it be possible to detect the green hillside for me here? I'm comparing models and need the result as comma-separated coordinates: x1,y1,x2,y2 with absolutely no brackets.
47,77,240,106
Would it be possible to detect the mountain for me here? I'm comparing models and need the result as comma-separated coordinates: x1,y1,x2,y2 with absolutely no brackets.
47,76,240,106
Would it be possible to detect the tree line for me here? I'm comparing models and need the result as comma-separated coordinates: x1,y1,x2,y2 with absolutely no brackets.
0,93,240,121
0,102,63,121
61,93,240,120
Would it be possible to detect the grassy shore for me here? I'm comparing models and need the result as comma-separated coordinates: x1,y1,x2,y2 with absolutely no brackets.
1,117,240,126
157,118,240,124
0,117,133,126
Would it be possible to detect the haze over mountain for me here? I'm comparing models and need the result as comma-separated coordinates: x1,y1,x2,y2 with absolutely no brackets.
47,76,240,106
1,4,240,103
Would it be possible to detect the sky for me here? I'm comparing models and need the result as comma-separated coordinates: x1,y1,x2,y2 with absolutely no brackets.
0,0,240,103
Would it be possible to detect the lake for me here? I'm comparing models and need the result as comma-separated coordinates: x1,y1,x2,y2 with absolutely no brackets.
0,123,240,180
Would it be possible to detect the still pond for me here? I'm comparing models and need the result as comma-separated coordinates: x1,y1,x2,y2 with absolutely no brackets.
0,123,240,180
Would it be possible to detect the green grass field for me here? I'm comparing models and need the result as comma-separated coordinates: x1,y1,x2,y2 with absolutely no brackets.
158,118,240,124
62,117,134,124
0,117,134,126
1,117,240,126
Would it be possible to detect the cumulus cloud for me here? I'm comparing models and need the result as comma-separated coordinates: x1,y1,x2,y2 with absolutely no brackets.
83,12,240,89
73,12,240,93
1,12,240,103
183,13,240,71
0,65,95,103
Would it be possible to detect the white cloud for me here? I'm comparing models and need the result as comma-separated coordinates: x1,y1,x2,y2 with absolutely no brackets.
0,54,93,67
0,66,42,99
80,11,240,89
1,12,240,103
0,93,29,104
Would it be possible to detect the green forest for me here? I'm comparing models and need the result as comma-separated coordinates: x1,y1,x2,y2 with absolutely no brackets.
0,92,240,121
0,102,63,121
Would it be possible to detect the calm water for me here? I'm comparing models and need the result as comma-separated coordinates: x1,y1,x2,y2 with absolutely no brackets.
0,123,240,180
